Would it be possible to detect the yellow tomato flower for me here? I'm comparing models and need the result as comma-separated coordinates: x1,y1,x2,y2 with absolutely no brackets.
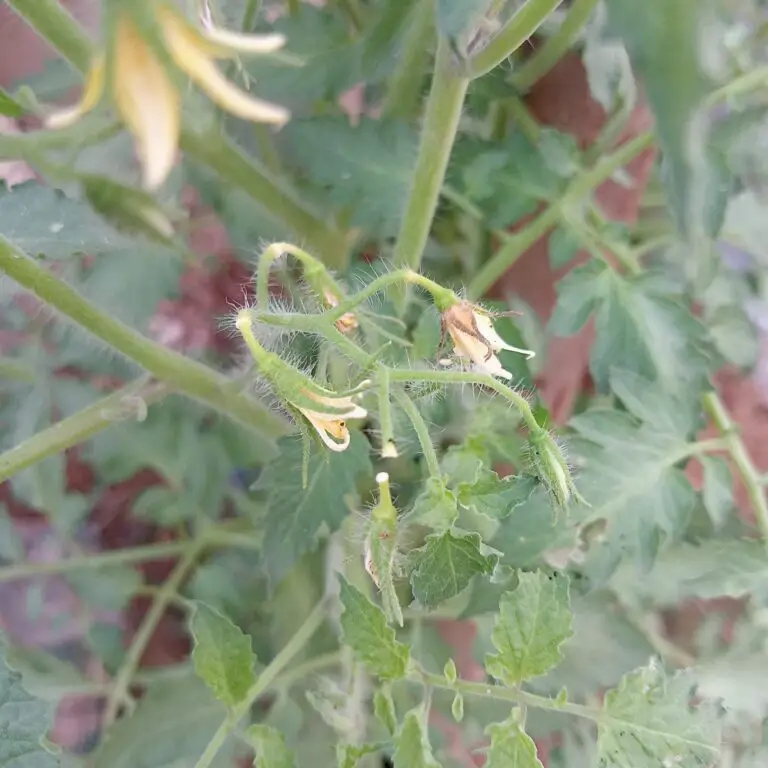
46,4,289,189
442,301,535,380
290,390,367,452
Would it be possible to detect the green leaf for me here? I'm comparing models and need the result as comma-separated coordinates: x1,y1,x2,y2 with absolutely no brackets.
337,743,384,768
408,530,497,609
0,643,58,767
597,661,721,768
410,477,459,528
4,645,87,701
246,724,296,768
259,433,372,586
458,471,538,520
92,678,231,768
393,708,441,768
485,712,544,768
190,601,256,709
548,227,582,270
568,371,700,577
0,181,131,259
436,0,494,39
374,686,397,735
605,0,716,237
65,566,141,612
339,578,409,681
700,455,734,529
283,117,417,237
485,571,573,685
550,263,715,395
0,87,23,118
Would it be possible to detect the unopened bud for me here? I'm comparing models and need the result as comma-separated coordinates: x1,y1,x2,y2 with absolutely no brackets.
322,287,358,333
528,430,581,509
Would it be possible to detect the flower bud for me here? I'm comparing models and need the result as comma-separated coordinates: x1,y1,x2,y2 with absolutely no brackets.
527,430,581,509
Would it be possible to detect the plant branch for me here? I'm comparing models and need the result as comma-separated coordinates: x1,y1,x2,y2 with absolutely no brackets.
467,130,654,298
0,378,165,483
102,541,207,727
393,389,440,477
468,0,563,79
702,392,768,544
511,0,599,91
193,599,328,768
391,37,469,292
0,237,287,441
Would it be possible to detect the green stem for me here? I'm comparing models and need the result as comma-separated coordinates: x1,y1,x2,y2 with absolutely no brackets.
377,369,396,456
0,237,286,441
413,667,598,722
467,130,654,298
241,0,263,32
179,130,352,271
389,369,541,434
102,540,208,726
393,389,440,477
7,0,91,72
0,378,165,483
194,599,328,768
511,0,599,91
468,0,563,79
702,392,768,544
381,0,434,119
391,37,469,282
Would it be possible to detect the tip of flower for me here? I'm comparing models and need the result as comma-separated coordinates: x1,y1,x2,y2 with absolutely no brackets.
235,310,251,332
375,471,390,484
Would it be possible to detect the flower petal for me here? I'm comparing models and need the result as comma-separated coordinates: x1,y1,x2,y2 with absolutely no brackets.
199,28,287,57
113,17,180,189
161,11,289,125
301,411,351,452
474,311,535,359
45,57,105,129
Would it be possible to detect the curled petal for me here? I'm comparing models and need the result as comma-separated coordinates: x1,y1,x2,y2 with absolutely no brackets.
300,411,352,452
113,17,180,189
45,57,105,129
200,28,287,57
474,312,535,359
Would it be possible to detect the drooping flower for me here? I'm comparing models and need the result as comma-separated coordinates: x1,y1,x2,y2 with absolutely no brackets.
46,3,289,189
322,287,359,334
289,390,367,452
442,301,535,380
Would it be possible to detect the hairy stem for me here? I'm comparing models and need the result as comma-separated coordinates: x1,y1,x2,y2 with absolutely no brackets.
393,389,440,477
702,392,768,544
391,37,469,292
511,0,599,91
193,599,328,768
0,378,165,483
102,540,208,727
469,0,563,79
0,238,287,440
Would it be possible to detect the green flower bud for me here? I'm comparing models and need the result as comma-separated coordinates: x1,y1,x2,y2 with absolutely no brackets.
528,429,583,509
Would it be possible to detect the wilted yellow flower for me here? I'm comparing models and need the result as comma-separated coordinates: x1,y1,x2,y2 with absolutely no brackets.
290,390,367,452
322,287,359,334
46,3,289,189
442,301,534,380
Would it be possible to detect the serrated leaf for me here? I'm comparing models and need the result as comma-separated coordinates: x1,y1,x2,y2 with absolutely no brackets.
597,662,721,768
486,571,573,685
93,677,230,768
408,530,496,608
246,724,296,768
700,455,734,529
190,602,256,709
485,713,544,768
550,263,714,396
410,478,459,528
0,181,131,259
0,642,58,767
605,0,716,237
284,117,417,237
259,434,372,586
458,471,537,520
393,708,440,768
338,578,410,681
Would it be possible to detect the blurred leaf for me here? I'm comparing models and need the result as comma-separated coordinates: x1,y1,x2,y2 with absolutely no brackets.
408,530,496,608
4,645,86,701
700,455,734,529
337,742,383,768
597,661,721,768
550,263,715,395
190,602,256,709
338,577,410,681
0,181,131,259
393,707,440,768
0,88,23,118
259,434,372,586
486,571,573,685
410,478,459,528
0,505,24,561
605,0,716,236
65,566,141,612
485,711,544,768
458,471,538,521
692,652,768,720
246,724,296,768
0,642,58,767
374,686,397,735
436,0,494,39
92,677,231,768
284,117,417,237
548,227,582,270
